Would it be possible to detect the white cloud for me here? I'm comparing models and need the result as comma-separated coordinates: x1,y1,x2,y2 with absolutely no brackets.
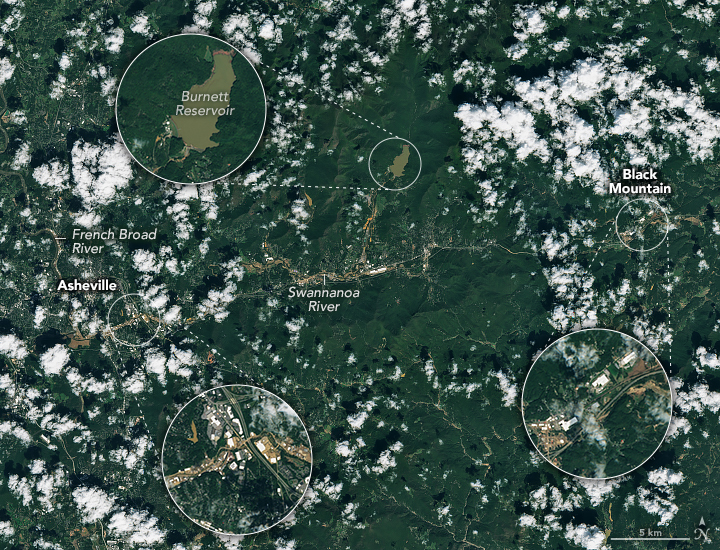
648,467,684,488
347,410,368,431
258,20,277,41
71,137,133,210
285,317,306,346
58,53,72,70
107,510,165,545
456,102,550,166
29,459,45,475
0,57,15,85
7,110,25,123
104,28,124,53
39,344,70,376
145,349,167,385
167,346,196,378
11,142,31,170
0,421,32,445
132,250,159,273
665,415,690,440
8,475,32,506
696,346,720,370
576,477,621,507
35,469,64,511
123,372,145,394
371,449,397,474
675,382,720,414
0,334,28,361
314,475,343,500
491,370,517,407
637,486,678,526
519,514,537,527
33,160,70,190
456,45,720,208
0,521,14,538
130,14,151,36
565,523,605,550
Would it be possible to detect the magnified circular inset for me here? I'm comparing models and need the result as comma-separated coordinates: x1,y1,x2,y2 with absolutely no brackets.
368,137,422,190
615,199,669,252
522,329,672,479
106,293,162,348
161,385,312,535
116,34,266,185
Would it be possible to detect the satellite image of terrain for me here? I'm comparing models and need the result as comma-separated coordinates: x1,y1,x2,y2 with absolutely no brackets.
1,0,720,549
523,329,672,479
162,385,311,535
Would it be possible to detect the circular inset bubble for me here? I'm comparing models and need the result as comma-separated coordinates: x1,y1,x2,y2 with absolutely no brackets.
368,137,422,190
116,34,266,185
106,293,162,348
162,385,312,536
521,329,672,479
615,199,669,252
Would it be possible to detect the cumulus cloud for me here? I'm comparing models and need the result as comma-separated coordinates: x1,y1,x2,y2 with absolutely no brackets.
637,486,679,526
0,57,15,85
565,523,605,550
107,509,165,545
145,348,167,385
648,467,684,488
455,44,720,209
11,142,31,170
130,14,151,36
33,160,71,190
675,382,720,414
0,521,14,538
0,334,28,361
8,475,32,506
696,346,720,370
455,102,550,167
491,370,517,407
370,448,397,474
39,344,70,376
347,410,368,431
104,28,124,53
71,137,133,210
576,477,621,507
0,421,31,445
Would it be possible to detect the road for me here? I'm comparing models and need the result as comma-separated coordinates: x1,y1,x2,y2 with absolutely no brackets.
218,387,298,497
546,367,667,461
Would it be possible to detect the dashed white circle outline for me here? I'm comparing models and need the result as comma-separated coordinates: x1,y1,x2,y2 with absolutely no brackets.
160,384,314,537
115,33,267,186
106,293,162,348
615,198,670,252
520,328,673,481
368,137,422,191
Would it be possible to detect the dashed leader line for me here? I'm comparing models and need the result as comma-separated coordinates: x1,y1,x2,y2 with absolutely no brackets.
258,60,397,192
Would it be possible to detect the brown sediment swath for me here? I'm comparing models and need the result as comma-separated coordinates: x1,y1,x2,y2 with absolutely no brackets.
170,52,236,151
188,420,199,443
389,144,410,178
629,359,647,377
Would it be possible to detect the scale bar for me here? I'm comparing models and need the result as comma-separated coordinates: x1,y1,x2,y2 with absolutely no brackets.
610,538,690,541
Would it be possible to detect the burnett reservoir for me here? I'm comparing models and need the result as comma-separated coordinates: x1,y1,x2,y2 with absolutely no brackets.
170,48,236,151
389,143,410,178
116,34,266,184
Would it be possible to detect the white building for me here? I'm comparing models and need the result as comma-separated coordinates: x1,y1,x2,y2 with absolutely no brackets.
560,417,579,431
591,373,610,389
619,351,637,368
